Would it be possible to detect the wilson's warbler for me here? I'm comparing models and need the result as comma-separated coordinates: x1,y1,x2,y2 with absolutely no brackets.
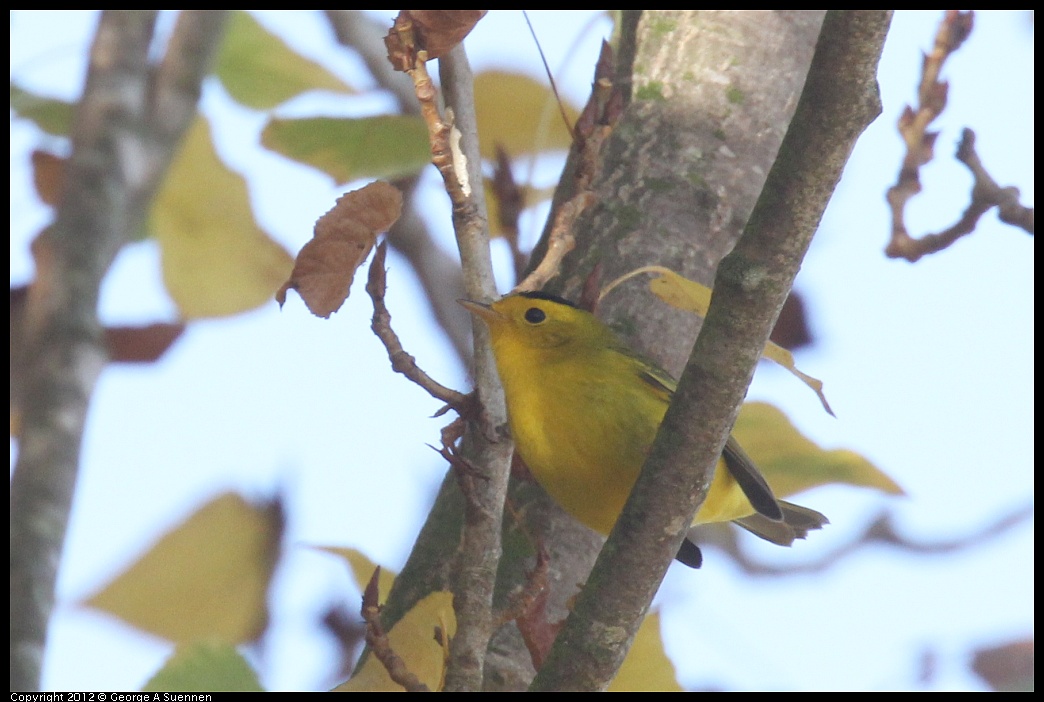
461,291,827,568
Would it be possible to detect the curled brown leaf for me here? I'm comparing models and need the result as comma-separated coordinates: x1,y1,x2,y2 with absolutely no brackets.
385,11,487,71
407,10,487,60
276,181,403,318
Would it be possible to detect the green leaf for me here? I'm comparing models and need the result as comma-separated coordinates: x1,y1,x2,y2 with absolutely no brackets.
215,11,353,109
10,83,73,136
144,641,265,692
262,115,431,183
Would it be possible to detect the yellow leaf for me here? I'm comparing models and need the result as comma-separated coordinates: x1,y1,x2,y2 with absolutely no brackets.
609,611,683,692
151,116,293,318
85,493,283,644
334,591,456,692
311,545,396,604
734,402,905,497
603,266,833,415
473,71,579,159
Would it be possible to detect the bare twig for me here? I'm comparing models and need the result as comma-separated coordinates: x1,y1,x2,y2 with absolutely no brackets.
513,192,594,293
438,45,515,693
889,128,1034,261
515,40,620,293
365,241,469,410
712,502,1035,577
885,10,974,260
9,11,227,691
361,567,432,692
882,11,1031,261
522,10,575,141
958,130,1034,234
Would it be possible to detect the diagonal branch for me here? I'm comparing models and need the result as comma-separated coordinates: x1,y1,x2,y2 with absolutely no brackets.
530,10,893,691
9,11,227,691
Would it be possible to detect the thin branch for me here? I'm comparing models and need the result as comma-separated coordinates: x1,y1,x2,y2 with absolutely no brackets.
958,130,1034,235
513,192,593,293
712,503,1035,577
514,41,620,294
880,10,1033,261
530,11,893,691
365,241,469,411
9,11,226,691
522,10,575,141
523,40,622,286
437,45,515,694
382,12,514,690
889,128,1034,261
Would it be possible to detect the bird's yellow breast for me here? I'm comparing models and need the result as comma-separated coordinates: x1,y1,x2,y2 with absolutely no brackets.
501,344,664,534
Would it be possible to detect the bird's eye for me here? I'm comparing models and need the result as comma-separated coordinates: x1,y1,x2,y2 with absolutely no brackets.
524,307,546,324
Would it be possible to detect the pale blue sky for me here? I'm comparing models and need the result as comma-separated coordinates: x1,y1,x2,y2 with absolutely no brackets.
11,11,1033,691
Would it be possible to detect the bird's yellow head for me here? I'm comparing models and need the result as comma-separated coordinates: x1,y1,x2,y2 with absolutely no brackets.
459,292,616,353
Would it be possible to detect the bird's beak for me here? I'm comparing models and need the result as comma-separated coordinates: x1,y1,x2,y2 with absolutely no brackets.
457,298,503,325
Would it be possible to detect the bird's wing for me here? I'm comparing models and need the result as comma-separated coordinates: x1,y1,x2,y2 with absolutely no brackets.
721,435,785,522
627,348,785,523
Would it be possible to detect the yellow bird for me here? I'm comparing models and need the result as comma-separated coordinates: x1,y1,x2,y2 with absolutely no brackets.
460,291,826,568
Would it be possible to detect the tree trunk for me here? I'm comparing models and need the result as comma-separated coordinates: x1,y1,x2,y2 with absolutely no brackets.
381,10,888,690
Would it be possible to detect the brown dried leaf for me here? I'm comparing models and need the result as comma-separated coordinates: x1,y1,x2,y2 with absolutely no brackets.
105,323,185,363
384,13,416,72
769,292,812,351
408,10,487,60
972,638,1034,692
31,150,65,206
491,145,523,236
277,181,403,318
322,181,404,236
508,548,557,671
